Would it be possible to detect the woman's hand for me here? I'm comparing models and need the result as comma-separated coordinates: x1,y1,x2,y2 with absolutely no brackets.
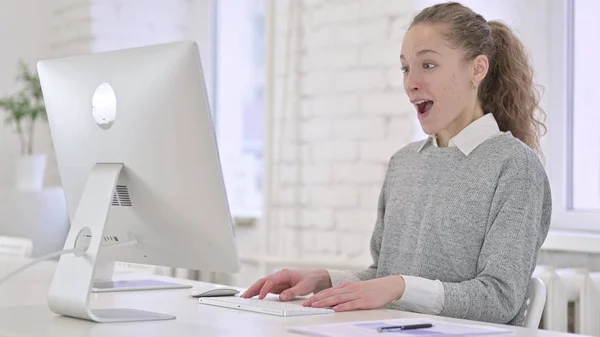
241,269,332,301
302,276,406,312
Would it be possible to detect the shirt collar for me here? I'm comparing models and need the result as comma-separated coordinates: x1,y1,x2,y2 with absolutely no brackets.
417,113,502,155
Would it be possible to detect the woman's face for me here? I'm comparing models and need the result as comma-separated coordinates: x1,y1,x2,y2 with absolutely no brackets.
400,23,485,138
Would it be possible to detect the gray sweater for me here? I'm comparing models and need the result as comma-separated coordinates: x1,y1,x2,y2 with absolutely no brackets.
328,132,552,325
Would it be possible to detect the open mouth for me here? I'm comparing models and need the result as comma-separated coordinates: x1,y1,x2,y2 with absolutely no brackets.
414,100,434,116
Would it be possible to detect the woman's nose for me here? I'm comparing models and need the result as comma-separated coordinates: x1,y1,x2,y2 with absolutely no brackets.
404,73,420,92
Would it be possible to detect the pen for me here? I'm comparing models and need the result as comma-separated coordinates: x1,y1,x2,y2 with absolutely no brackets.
377,323,433,332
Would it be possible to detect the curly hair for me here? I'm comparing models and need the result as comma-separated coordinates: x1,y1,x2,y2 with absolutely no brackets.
410,2,546,154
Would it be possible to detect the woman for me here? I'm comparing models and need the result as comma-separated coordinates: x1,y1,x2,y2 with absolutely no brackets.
242,2,551,326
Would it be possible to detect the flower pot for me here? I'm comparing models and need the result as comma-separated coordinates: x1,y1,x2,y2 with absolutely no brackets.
14,154,47,190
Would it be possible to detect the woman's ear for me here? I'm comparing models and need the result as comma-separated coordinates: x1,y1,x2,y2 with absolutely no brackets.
472,54,489,83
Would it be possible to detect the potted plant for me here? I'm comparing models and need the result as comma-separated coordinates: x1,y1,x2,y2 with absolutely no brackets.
0,59,48,190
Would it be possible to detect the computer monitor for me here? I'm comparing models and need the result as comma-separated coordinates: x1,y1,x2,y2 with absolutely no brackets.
36,40,240,323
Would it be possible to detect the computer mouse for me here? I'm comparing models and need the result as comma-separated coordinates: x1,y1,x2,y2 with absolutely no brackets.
191,287,240,298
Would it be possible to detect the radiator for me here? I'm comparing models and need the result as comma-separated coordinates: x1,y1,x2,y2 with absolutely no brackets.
535,266,600,336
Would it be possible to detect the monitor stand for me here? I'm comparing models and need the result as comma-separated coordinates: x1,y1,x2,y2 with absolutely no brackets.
46,163,176,323
91,258,192,293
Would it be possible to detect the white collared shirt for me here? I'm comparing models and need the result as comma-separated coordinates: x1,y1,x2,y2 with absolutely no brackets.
395,113,506,315
417,113,504,155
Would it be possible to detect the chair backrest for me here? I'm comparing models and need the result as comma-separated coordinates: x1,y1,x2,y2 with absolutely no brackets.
524,277,547,328
0,236,33,257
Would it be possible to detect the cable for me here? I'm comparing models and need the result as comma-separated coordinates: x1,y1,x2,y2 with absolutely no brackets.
0,238,139,286
0,248,78,286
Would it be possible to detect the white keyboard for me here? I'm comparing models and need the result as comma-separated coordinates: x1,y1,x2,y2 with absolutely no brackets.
198,296,335,317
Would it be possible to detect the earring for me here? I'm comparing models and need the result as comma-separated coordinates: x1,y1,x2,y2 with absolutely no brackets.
471,79,477,89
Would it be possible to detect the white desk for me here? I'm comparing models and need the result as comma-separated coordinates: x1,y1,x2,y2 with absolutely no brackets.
0,257,588,337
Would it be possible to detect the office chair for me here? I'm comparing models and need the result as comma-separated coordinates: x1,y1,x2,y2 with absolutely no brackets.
524,277,547,329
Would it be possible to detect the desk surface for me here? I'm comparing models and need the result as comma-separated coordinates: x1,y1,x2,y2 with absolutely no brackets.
0,257,585,337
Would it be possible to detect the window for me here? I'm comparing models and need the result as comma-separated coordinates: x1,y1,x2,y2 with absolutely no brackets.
568,0,600,212
548,0,600,231
213,0,265,219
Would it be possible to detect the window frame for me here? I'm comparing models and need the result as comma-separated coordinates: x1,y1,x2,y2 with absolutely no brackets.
546,0,600,232
210,0,265,220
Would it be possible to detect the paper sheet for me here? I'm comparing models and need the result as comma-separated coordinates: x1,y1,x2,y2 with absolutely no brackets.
288,318,515,337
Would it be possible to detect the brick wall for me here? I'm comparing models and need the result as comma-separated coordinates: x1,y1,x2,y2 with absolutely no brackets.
238,0,418,283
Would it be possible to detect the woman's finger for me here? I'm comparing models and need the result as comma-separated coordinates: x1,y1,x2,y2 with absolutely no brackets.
311,293,359,308
333,299,364,312
303,286,353,306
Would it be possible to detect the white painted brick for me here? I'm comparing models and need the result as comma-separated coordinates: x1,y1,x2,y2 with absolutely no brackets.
269,208,297,232
267,227,281,256
271,186,298,206
334,69,386,93
359,140,403,162
331,117,386,140
332,163,387,183
275,10,305,40
360,0,415,20
301,10,312,29
272,128,299,151
311,141,358,162
302,73,334,95
387,116,414,142
304,185,359,208
275,34,302,56
301,230,318,253
301,187,310,206
303,47,359,71
335,209,377,232
230,262,261,288
314,230,338,254
391,15,412,41
337,232,368,257
303,25,335,50
361,91,409,116
274,140,300,163
334,19,389,46
234,225,261,255
302,0,326,8
273,77,300,117
275,0,292,15
359,184,384,209
301,119,332,140
359,42,401,67
278,164,299,185
301,95,360,118
302,209,334,230
312,2,361,26
301,144,312,164
335,209,377,231
282,228,302,259
301,164,332,184
386,66,405,89
275,58,288,77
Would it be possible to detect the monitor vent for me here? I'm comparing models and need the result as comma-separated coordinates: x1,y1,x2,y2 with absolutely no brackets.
112,185,132,207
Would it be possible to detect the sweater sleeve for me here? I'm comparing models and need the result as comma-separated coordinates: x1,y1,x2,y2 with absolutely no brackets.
439,155,552,324
327,172,387,287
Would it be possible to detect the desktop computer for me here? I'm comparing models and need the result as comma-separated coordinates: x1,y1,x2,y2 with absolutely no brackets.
36,40,240,322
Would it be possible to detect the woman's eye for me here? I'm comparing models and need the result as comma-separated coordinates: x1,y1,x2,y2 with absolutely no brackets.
401,66,409,73
423,63,436,69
